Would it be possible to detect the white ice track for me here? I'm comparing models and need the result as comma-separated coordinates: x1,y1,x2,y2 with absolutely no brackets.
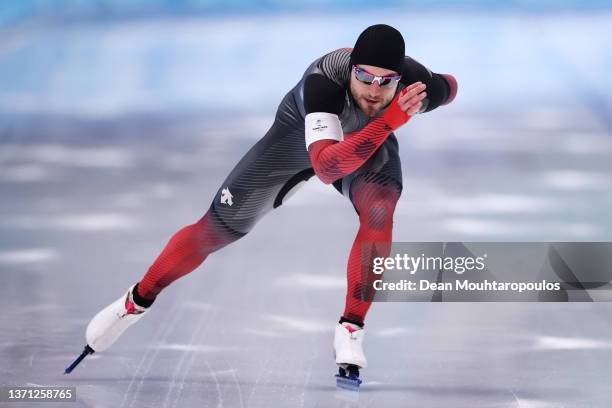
1,9,612,408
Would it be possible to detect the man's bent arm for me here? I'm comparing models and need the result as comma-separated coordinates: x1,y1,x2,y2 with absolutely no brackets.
303,73,441,184
303,74,412,184
307,116,402,184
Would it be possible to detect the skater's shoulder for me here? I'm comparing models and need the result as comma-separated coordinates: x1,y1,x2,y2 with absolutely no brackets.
399,56,434,79
303,72,345,115
310,48,352,89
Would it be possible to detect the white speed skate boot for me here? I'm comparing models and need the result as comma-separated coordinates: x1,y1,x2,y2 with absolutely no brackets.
64,284,151,374
86,284,150,352
334,322,367,389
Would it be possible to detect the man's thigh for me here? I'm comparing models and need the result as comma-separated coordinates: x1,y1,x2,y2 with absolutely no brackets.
209,108,313,234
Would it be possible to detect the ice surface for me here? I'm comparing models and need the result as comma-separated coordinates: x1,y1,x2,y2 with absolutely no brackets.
1,8,612,408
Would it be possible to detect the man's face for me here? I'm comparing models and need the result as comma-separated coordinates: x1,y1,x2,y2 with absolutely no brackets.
350,64,399,117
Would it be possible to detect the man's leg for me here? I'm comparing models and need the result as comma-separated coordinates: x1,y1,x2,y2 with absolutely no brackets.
342,175,401,325
339,134,403,326
135,91,312,302
333,135,402,372
134,210,240,303
84,90,313,353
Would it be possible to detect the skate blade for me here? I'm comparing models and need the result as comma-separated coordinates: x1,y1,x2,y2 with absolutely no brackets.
335,374,362,391
335,375,360,403
64,345,94,374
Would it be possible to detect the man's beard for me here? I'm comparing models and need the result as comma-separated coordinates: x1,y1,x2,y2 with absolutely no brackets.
358,95,391,117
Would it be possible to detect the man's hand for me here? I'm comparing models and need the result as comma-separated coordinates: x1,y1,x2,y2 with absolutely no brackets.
381,81,427,130
398,81,427,115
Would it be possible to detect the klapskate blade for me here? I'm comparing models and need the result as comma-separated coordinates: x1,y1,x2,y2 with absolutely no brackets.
335,374,362,391
64,345,94,374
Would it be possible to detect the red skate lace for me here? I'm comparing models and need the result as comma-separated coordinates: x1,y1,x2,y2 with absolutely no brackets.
121,294,145,317
344,324,358,334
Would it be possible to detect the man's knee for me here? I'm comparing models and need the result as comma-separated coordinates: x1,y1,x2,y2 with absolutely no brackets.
352,181,401,226
196,208,247,254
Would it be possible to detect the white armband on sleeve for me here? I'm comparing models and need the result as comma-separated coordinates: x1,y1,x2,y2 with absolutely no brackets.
304,112,343,150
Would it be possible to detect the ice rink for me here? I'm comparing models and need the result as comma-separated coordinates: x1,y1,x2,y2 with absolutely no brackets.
1,6,612,407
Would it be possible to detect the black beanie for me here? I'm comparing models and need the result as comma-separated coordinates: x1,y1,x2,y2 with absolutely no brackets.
350,24,405,74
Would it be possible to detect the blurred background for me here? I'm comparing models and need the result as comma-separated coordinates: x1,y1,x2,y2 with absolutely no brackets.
1,0,611,241
1,1,612,407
